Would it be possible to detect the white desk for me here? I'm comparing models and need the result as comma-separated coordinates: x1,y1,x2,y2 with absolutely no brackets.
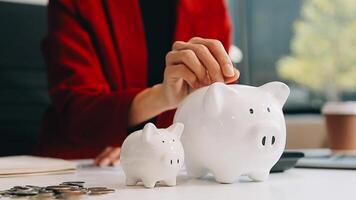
1,162,355,200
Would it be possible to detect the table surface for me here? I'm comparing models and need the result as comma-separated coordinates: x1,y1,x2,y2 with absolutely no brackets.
1,161,355,200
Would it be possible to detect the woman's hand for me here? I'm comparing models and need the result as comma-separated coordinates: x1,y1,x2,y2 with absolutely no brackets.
161,37,240,109
129,37,240,127
94,147,121,166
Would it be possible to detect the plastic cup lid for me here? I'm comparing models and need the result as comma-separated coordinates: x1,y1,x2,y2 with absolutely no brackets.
322,101,356,115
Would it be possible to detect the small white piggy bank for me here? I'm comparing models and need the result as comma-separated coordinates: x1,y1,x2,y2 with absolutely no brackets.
120,123,184,188
174,82,290,183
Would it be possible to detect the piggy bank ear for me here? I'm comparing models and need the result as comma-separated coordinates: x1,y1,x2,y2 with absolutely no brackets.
259,82,290,106
142,123,156,142
203,82,236,116
167,123,184,139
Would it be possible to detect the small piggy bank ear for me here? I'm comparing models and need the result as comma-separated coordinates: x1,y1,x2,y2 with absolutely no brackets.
203,82,236,116
142,123,156,142
167,123,184,139
259,81,290,107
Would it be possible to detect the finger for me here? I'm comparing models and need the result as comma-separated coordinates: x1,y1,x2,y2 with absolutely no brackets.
98,148,119,167
99,158,111,167
166,64,198,89
94,147,119,167
173,41,224,83
189,37,235,78
225,68,240,83
94,147,113,165
166,50,207,84
107,148,121,166
113,159,121,166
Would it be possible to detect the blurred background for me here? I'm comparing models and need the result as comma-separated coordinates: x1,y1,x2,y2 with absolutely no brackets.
0,0,355,155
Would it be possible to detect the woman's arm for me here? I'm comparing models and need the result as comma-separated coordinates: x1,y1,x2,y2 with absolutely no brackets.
128,84,168,126
43,0,145,151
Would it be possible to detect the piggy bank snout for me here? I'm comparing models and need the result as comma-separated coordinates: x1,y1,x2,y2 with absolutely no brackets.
259,134,277,148
252,125,281,149
162,153,184,167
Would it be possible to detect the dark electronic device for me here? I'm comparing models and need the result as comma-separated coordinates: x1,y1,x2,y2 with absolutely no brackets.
270,151,305,173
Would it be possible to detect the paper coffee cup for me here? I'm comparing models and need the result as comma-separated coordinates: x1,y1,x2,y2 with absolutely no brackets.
322,102,356,153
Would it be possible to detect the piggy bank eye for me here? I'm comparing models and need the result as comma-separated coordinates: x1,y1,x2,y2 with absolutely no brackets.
267,107,271,112
162,140,165,143
173,139,175,142
249,108,254,114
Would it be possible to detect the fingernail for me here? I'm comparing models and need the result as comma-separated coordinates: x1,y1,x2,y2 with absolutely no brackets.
225,64,235,77
99,158,110,167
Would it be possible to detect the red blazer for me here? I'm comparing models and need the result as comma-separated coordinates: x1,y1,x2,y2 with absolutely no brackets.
36,0,232,159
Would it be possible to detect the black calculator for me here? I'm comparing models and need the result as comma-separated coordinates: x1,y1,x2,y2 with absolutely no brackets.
270,151,305,173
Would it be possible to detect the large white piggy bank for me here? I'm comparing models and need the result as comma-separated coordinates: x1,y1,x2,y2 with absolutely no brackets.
174,82,290,183
120,123,184,188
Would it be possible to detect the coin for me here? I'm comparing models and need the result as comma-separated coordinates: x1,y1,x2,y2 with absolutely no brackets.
2,181,115,199
59,190,85,200
60,181,85,187
8,190,38,196
26,185,43,190
0,190,11,197
61,181,85,185
88,188,115,195
0,190,8,195
87,187,107,191
35,193,55,199
38,190,54,195
46,185,72,191
61,190,85,195
61,184,81,189
12,186,32,191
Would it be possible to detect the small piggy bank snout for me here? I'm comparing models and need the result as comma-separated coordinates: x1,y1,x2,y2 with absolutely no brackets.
162,153,184,167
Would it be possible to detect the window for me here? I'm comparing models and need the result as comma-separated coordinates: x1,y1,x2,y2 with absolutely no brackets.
228,0,356,113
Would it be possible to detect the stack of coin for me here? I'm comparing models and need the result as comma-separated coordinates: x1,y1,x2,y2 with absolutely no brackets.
0,181,115,199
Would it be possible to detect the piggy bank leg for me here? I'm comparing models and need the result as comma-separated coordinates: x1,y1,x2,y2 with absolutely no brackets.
248,171,270,182
125,177,138,186
163,177,177,187
141,177,157,188
212,170,239,184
